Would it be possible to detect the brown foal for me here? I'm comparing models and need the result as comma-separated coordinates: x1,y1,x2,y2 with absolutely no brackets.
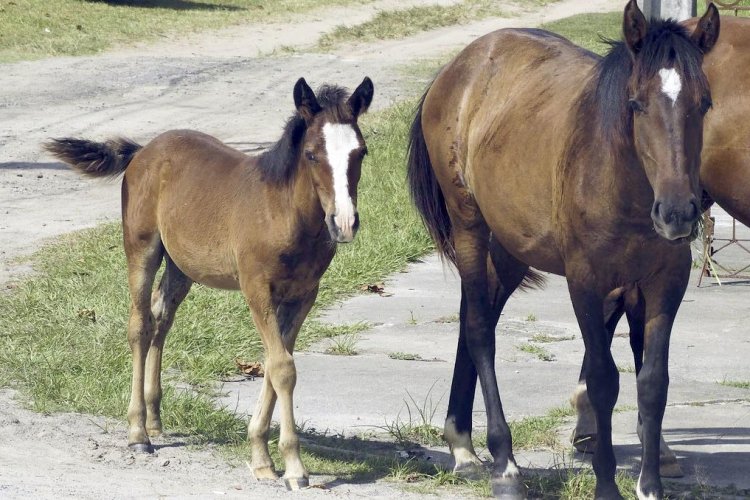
45,76,373,489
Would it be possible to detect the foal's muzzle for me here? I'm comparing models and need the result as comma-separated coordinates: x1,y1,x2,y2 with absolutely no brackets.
651,196,700,241
326,212,360,243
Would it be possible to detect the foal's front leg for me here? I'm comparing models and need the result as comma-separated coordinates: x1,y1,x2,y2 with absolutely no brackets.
244,283,318,490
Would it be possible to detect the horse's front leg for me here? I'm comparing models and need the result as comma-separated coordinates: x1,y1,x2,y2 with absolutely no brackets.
567,278,622,500
243,281,318,490
451,227,524,499
635,263,689,500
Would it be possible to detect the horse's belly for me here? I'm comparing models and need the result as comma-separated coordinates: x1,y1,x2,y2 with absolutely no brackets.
491,224,565,275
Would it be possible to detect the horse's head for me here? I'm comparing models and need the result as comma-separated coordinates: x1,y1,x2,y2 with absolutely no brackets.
293,77,373,243
623,0,719,241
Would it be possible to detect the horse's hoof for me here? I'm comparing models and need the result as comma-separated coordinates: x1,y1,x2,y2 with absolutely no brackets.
283,477,309,491
660,457,684,478
572,433,597,454
251,466,279,481
128,442,154,454
491,477,527,500
454,461,485,480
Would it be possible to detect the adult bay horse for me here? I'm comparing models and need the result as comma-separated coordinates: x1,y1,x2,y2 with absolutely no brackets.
571,14,750,478
406,1,719,498
45,77,373,490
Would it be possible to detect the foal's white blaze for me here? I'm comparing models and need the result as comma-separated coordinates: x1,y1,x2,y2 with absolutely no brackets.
658,68,682,105
323,123,359,240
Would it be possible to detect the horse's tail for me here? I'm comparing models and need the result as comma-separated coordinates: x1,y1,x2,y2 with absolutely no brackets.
44,137,142,178
407,87,457,267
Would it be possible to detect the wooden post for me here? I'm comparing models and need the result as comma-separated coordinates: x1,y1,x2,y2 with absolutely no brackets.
638,0,697,21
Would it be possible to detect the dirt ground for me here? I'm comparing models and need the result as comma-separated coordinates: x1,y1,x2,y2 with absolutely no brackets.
0,1,625,498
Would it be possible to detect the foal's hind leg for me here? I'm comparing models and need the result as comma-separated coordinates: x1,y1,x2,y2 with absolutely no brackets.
144,254,193,437
451,227,525,498
124,231,164,453
445,237,528,477
243,280,318,489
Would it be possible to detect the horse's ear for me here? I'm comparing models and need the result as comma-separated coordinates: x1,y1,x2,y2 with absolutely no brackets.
623,0,648,55
348,77,374,118
691,3,720,54
294,77,321,124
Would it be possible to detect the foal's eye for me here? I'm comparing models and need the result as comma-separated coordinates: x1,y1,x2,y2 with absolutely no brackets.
305,151,317,163
628,98,646,114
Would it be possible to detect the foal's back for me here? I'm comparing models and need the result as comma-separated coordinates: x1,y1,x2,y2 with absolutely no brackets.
123,130,277,290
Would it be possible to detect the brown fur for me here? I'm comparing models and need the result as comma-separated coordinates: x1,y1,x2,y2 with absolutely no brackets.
408,2,719,498
45,77,374,488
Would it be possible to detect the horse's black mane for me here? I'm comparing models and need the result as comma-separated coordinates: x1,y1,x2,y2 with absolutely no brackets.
591,19,708,145
258,85,351,185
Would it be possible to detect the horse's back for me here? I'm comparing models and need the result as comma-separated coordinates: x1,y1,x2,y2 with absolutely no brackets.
422,28,596,274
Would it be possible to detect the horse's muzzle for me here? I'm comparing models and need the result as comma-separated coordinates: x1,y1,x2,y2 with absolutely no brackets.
326,212,360,243
651,197,700,241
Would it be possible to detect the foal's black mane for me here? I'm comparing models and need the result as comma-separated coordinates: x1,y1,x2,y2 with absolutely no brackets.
258,85,352,185
587,19,708,146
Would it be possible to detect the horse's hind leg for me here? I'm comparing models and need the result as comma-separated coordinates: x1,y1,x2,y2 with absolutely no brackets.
144,254,192,437
124,230,164,453
243,279,318,489
445,236,528,478
451,226,525,498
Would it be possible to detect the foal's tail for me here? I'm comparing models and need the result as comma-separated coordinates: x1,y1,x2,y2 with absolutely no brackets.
44,137,142,178
407,88,457,267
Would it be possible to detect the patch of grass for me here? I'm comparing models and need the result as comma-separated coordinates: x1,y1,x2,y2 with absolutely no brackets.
718,379,750,389
516,342,556,362
376,385,444,446
324,330,362,356
433,313,459,323
388,352,422,361
541,11,620,55
317,0,556,50
617,364,636,374
530,332,575,343
525,313,537,322
0,0,364,62
472,406,572,451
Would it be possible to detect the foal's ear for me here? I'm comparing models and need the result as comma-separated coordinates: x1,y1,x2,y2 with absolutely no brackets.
623,0,648,55
294,77,322,124
691,3,720,54
348,77,374,118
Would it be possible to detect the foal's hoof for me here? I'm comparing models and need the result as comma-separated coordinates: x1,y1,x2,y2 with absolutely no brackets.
251,466,279,481
128,442,154,454
660,456,684,478
572,433,597,454
283,476,309,491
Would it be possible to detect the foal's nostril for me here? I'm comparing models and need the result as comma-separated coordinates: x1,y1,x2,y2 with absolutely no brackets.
652,202,662,221
353,212,360,232
687,199,700,221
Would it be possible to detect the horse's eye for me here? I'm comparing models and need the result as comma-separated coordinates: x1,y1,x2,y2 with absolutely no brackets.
628,98,646,114
700,96,713,114
305,151,317,163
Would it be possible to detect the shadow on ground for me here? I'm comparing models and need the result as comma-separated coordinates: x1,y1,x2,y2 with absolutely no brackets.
84,0,246,11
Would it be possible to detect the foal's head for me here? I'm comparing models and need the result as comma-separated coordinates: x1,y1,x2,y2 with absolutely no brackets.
294,77,374,243
622,0,719,241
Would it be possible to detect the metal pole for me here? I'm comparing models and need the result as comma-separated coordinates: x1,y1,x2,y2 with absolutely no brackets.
638,0,696,21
